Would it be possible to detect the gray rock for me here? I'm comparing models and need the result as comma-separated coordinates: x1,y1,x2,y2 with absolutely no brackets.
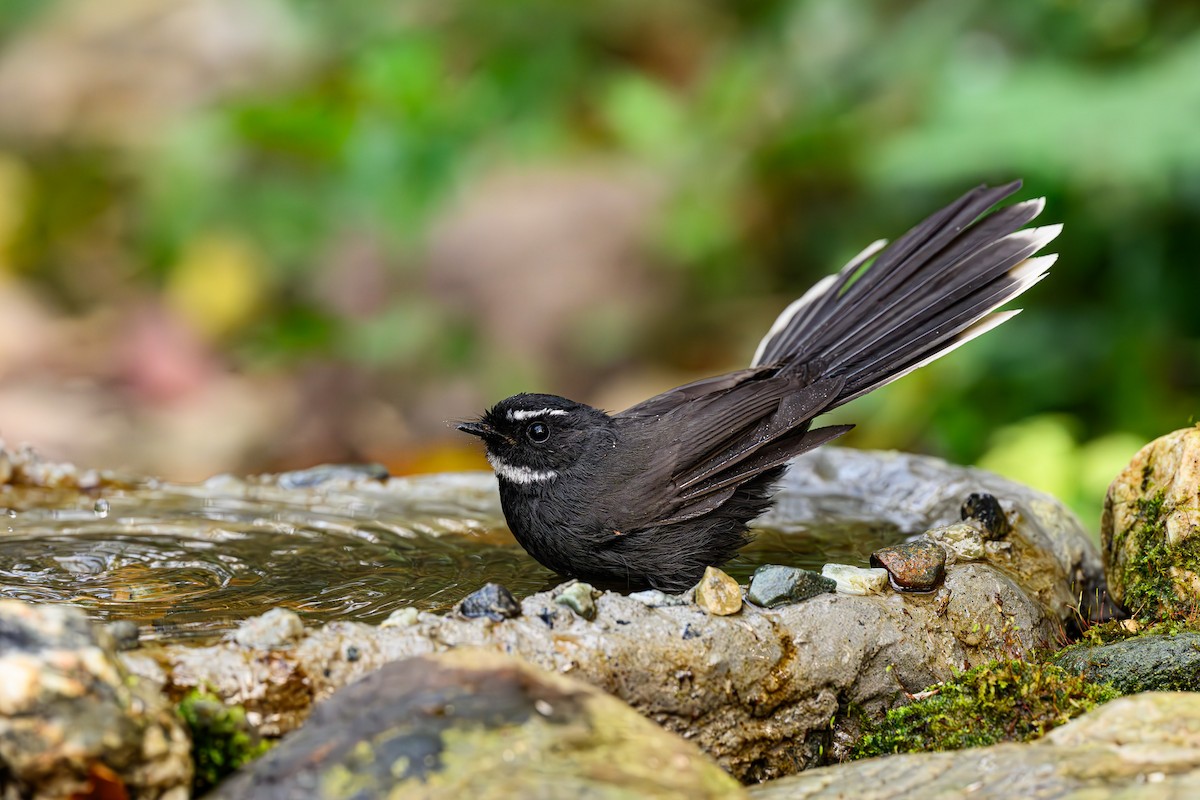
211,649,747,800
459,582,521,621
233,607,306,649
746,565,835,608
108,448,1103,781
0,600,191,799
129,558,1055,781
749,692,1200,799
1054,632,1200,693
628,589,690,607
763,447,1108,622
924,522,986,561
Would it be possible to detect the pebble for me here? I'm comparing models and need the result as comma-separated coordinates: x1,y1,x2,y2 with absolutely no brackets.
821,564,889,596
746,565,836,608
871,541,947,592
554,581,598,620
925,522,986,561
694,566,742,615
233,607,305,650
459,583,521,621
381,607,420,628
961,492,1011,540
629,589,690,608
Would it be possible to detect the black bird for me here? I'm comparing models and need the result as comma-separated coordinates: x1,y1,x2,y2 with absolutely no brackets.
459,181,1059,591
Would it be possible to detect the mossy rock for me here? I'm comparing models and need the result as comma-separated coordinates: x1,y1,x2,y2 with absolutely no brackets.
211,648,746,799
851,659,1118,759
1103,426,1200,619
177,689,272,793
1053,631,1200,694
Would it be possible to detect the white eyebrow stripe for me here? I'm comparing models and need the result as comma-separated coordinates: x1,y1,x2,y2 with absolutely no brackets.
507,408,569,421
487,454,559,485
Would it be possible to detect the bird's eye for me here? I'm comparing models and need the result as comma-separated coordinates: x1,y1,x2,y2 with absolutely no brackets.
527,422,550,443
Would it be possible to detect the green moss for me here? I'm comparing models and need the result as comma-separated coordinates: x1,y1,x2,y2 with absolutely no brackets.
1117,489,1200,620
850,660,1118,760
177,689,273,793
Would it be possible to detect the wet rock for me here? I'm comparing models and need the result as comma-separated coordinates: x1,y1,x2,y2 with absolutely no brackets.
1054,632,1200,693
695,566,743,615
871,541,947,591
0,440,114,489
924,522,986,561
233,607,305,649
0,600,191,798
380,607,419,628
134,559,1056,782
961,491,1011,539
555,581,599,620
122,448,1105,782
821,564,888,596
211,649,747,800
746,565,836,608
749,692,1200,799
764,447,1107,623
107,618,142,651
459,582,521,621
273,462,389,490
1103,426,1200,618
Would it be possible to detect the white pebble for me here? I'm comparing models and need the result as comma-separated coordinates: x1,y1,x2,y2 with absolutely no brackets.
821,564,889,596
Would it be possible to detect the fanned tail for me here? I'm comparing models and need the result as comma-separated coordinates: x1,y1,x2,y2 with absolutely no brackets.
751,181,1059,407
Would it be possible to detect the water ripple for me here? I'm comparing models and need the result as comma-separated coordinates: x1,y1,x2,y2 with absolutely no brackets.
0,473,899,644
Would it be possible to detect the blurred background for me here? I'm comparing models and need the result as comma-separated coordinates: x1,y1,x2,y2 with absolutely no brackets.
0,0,1196,530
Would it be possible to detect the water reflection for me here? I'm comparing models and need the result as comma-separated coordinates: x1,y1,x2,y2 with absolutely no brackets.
0,473,902,644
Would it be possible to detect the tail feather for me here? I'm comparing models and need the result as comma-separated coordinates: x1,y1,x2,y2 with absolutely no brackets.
752,181,1058,407
826,223,1059,375
793,183,1020,355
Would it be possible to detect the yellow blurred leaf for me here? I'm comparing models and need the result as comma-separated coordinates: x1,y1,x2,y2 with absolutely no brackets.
977,415,1079,503
165,232,268,339
1078,432,1146,503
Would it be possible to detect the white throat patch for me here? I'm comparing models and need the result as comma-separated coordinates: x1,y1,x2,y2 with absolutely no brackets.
507,408,568,422
487,453,559,485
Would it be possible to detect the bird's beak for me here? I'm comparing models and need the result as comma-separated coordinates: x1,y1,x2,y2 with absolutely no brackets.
457,421,494,439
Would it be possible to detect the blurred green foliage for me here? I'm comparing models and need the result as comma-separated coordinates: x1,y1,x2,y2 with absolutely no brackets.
2,0,1199,525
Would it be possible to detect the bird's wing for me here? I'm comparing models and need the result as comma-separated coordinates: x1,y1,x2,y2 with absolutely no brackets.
609,374,850,527
616,367,771,418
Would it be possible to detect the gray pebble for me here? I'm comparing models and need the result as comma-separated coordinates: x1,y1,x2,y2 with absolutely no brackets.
746,565,836,608
459,583,521,621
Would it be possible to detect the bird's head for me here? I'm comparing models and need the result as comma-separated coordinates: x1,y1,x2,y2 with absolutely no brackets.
458,393,613,485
